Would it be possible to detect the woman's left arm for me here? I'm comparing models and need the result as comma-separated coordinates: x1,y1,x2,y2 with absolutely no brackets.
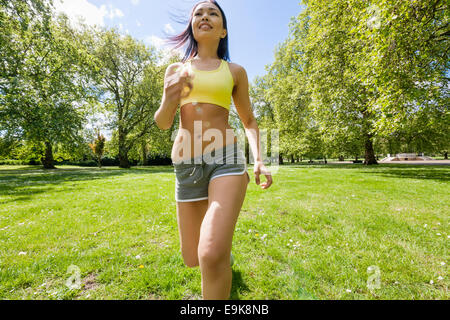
231,64,273,190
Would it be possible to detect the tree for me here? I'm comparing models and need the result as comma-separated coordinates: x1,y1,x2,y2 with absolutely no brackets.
88,128,105,168
262,37,313,163
1,0,53,144
291,1,380,164
255,0,448,165
1,1,100,169
249,76,281,163
354,0,449,136
94,29,164,168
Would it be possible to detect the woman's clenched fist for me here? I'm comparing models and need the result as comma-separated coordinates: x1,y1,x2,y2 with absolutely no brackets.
163,62,195,104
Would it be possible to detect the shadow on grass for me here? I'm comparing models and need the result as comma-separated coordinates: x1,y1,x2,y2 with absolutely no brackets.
0,166,174,205
281,163,450,182
0,165,173,175
365,167,450,182
230,269,249,300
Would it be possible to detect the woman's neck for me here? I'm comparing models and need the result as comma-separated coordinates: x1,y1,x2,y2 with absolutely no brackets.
195,41,220,61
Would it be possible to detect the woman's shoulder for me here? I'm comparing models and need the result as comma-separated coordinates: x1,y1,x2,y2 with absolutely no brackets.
226,62,248,85
227,61,246,73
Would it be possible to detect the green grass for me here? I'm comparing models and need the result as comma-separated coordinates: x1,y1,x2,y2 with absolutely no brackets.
0,164,448,300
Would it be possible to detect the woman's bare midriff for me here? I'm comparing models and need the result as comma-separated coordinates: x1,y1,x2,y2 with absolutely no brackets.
171,102,238,163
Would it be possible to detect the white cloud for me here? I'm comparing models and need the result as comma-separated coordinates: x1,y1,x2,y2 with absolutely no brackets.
144,35,183,65
105,5,124,20
164,23,175,35
145,35,166,49
54,0,124,27
143,24,179,65
54,0,106,26
130,0,140,5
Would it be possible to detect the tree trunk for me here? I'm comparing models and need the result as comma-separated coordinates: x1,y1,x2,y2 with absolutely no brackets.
363,134,378,165
279,153,284,165
141,141,148,166
290,154,294,163
119,149,130,168
118,141,130,168
41,141,56,169
444,152,448,160
118,131,130,168
119,154,130,168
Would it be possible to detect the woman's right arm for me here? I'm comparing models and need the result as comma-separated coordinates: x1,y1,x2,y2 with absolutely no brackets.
154,63,192,130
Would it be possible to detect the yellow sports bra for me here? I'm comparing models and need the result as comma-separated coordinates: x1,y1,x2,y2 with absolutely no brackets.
179,59,234,110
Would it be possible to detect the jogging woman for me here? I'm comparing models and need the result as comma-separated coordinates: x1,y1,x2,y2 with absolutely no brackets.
154,0,273,300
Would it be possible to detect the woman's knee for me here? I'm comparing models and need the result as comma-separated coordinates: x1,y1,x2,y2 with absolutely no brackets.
198,244,228,268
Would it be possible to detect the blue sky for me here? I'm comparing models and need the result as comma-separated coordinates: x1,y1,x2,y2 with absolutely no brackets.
55,0,304,82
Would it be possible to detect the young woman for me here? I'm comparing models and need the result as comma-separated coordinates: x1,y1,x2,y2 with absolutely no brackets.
154,0,273,300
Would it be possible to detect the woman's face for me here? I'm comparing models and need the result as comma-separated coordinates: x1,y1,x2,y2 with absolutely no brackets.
191,2,227,43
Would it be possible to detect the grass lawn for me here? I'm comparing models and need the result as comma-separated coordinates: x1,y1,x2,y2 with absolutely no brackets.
0,163,448,300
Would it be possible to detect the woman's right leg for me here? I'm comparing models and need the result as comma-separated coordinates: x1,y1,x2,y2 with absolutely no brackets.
176,199,209,268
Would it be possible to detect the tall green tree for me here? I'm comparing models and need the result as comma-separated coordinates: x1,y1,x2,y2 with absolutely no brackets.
257,0,448,164
94,29,164,168
249,76,282,163
354,0,449,135
0,0,53,140
263,37,314,163
294,0,380,164
1,1,100,168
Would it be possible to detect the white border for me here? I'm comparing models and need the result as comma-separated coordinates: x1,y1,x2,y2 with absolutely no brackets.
209,161,249,182
209,169,248,183
175,196,209,203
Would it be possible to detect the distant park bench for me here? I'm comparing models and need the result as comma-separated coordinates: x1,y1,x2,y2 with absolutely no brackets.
308,160,327,164
396,153,417,160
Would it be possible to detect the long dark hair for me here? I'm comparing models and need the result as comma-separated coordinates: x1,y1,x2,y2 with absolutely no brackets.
168,0,230,62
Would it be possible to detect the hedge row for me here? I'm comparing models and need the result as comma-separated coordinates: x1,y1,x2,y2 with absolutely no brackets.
0,156,172,166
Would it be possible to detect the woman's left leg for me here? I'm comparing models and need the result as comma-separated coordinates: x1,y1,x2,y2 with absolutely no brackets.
198,172,250,300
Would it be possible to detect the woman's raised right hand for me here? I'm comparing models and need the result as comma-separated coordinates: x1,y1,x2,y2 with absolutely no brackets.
163,62,195,104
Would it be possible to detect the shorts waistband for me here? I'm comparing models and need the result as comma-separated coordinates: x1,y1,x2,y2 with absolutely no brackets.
173,142,244,166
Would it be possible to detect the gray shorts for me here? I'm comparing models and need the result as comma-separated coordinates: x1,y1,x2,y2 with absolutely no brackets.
173,142,249,202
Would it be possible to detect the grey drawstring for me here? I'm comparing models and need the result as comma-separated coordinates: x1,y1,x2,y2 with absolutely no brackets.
190,164,204,184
